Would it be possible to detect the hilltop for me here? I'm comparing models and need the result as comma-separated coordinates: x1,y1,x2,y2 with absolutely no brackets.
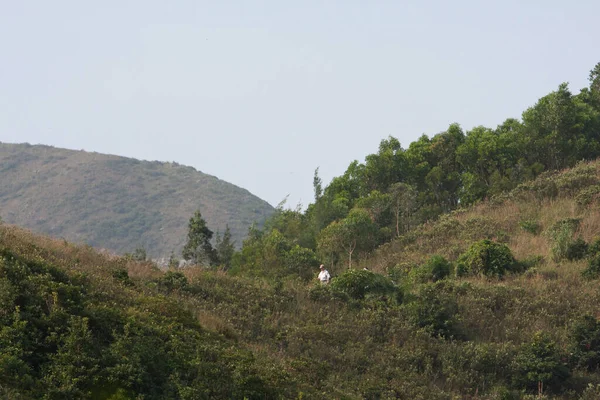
0,142,274,258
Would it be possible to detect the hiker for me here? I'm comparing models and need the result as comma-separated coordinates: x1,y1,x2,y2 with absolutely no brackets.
318,264,331,284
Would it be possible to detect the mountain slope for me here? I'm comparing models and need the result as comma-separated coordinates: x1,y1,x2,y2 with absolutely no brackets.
0,142,274,258
5,160,600,398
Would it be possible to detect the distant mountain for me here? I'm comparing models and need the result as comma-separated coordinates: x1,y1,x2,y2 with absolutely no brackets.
0,142,275,258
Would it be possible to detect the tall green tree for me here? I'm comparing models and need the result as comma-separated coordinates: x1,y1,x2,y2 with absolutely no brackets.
317,208,378,269
388,182,417,237
182,210,218,266
215,225,236,269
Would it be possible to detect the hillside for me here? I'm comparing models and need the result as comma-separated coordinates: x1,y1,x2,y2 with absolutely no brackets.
4,160,600,398
0,142,274,258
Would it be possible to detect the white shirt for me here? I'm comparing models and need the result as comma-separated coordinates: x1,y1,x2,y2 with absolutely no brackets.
318,269,331,283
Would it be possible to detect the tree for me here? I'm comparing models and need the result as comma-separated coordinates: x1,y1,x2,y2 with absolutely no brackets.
168,251,179,269
132,247,147,262
317,208,378,269
313,167,323,202
388,183,417,237
216,225,235,269
590,62,600,104
182,210,218,266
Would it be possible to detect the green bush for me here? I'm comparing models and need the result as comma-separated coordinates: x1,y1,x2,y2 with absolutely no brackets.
284,245,319,281
156,271,188,292
575,185,600,207
545,218,581,262
565,237,589,261
511,331,571,393
518,255,544,271
112,268,134,287
330,269,401,302
580,384,600,400
582,255,600,280
409,255,451,283
569,315,600,371
456,239,516,278
308,282,348,303
519,219,541,235
588,237,600,257
405,281,460,339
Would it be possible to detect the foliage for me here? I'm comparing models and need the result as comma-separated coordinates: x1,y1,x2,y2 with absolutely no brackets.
111,267,134,287
284,245,319,281
582,254,600,280
317,208,380,269
329,268,401,302
409,255,451,283
0,243,280,399
565,237,589,261
168,251,179,269
405,281,461,339
545,218,582,262
215,225,235,269
456,239,516,278
569,315,600,371
4,61,600,400
182,210,218,266
512,332,571,393
156,271,188,292
520,219,541,235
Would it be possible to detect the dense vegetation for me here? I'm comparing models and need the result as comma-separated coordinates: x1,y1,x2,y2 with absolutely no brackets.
5,157,600,398
2,63,600,399
0,143,274,258
229,63,600,281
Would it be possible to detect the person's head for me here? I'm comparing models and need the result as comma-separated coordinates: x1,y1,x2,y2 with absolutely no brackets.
319,264,325,270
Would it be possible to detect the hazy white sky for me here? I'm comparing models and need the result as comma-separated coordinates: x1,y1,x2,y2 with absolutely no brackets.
1,1,599,208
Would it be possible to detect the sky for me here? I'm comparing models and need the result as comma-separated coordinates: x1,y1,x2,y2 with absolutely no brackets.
1,1,599,209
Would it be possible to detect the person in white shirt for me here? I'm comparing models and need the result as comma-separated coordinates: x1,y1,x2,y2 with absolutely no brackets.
318,264,331,284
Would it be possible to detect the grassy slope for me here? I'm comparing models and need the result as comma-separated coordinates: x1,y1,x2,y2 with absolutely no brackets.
4,160,600,398
0,142,274,258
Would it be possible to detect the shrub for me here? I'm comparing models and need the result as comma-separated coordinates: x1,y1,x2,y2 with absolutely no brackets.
156,271,188,292
330,269,401,302
511,331,571,393
518,255,544,271
409,255,451,283
580,384,600,400
519,219,541,235
405,281,460,339
565,237,588,261
308,283,348,303
588,237,600,257
582,255,600,280
575,185,600,207
545,218,581,262
387,262,412,284
112,268,134,287
569,315,600,371
456,240,516,278
284,245,319,281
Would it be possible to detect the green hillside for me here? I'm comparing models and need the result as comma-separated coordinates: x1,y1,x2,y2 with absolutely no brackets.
0,142,274,258
5,158,600,399
2,62,600,399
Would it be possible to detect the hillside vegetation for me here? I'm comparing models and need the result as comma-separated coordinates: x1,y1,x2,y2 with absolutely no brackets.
2,63,600,399
225,62,600,282
5,154,600,399
0,143,274,258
